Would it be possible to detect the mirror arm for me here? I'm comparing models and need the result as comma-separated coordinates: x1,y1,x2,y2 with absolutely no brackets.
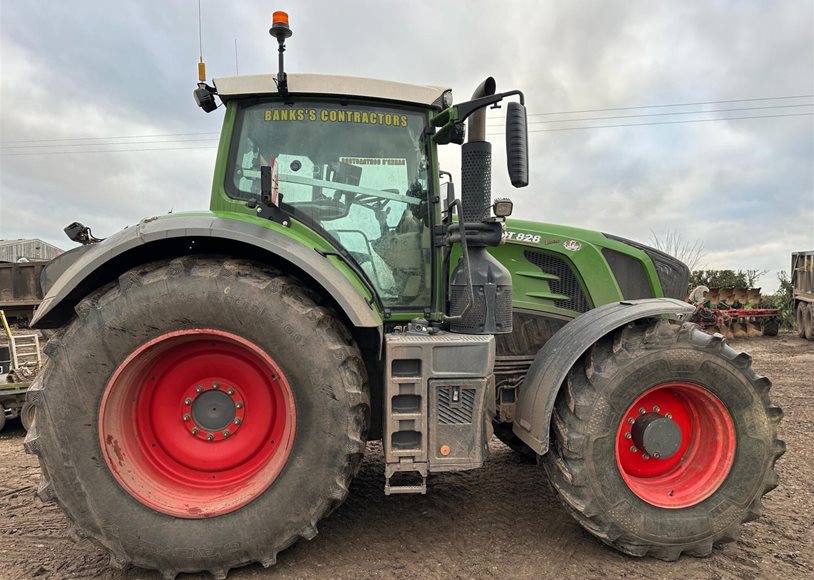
432,90,525,145
247,165,291,226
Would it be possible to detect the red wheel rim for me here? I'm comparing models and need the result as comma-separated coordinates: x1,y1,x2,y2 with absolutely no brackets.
99,329,296,518
615,382,735,508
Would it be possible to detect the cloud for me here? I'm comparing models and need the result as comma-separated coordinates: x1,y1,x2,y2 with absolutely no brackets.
1,1,812,294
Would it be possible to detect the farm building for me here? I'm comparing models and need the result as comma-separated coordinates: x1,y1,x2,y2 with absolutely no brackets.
0,239,62,262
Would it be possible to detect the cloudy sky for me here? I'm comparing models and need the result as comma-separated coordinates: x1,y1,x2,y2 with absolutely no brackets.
1,1,812,291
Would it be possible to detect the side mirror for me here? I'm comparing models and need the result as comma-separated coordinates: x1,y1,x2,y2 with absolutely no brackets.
506,102,529,188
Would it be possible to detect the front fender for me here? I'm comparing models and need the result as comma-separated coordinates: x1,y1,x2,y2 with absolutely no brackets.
32,214,381,331
512,298,694,455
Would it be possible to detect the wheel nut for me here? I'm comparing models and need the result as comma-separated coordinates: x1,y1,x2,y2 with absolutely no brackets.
206,433,214,441
234,417,242,425
195,385,203,393
630,446,638,453
653,405,660,413
182,414,190,421
223,430,231,437
227,387,235,395
627,418,635,425
643,454,650,460
212,382,220,389
653,452,661,459
236,402,244,409
665,413,672,419
191,427,199,435
624,432,632,439
638,407,646,415
184,398,192,405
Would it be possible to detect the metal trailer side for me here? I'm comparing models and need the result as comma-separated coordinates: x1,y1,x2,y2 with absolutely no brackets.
0,261,47,322
792,251,814,302
792,250,814,340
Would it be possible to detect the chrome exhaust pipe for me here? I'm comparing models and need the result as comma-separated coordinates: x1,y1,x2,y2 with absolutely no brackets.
467,77,496,143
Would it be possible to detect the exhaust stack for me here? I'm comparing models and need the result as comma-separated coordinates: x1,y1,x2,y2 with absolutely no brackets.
449,77,513,335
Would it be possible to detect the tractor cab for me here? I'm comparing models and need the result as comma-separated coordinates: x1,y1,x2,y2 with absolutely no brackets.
211,74,448,310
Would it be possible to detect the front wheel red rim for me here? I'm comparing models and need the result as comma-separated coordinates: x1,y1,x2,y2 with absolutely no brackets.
615,381,736,509
99,329,296,518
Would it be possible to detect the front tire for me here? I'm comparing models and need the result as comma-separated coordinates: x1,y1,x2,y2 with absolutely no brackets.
24,257,370,578
542,319,784,560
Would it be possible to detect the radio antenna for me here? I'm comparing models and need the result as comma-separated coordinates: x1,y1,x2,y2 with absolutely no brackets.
192,0,217,112
197,0,206,81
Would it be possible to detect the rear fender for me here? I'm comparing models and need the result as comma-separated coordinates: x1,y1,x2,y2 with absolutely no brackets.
32,215,382,335
512,298,694,454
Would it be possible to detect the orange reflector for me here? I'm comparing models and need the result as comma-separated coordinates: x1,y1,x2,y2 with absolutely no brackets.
273,11,289,25
440,444,450,457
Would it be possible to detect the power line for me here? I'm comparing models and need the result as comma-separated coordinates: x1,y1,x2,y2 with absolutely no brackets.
4,112,808,154
487,103,813,126
3,114,809,154
0,132,219,145
5,95,811,146
1,138,219,150
485,111,814,135
487,93,814,119
0,146,218,157
3,99,810,152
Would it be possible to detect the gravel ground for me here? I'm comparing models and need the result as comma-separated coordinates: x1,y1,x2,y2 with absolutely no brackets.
0,333,811,579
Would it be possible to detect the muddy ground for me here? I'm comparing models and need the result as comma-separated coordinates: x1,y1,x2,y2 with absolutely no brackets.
0,334,811,579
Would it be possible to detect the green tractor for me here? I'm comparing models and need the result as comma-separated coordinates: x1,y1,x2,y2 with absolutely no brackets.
25,13,783,578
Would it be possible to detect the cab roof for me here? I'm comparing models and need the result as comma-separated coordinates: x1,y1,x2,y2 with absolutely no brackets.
213,73,449,109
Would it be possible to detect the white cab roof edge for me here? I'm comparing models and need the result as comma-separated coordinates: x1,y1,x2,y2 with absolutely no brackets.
213,73,449,108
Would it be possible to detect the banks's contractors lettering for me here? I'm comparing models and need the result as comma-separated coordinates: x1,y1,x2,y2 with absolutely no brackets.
264,108,409,127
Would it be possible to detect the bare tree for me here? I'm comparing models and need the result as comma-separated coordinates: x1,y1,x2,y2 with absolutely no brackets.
649,229,705,271
745,269,768,287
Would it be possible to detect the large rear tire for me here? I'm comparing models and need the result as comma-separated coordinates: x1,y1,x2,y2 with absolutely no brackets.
542,319,784,560
24,257,370,578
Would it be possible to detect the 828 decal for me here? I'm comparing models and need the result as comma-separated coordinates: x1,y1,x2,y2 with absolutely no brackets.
503,231,542,244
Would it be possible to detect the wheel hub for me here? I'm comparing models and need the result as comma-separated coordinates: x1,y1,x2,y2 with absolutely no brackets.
630,412,682,460
615,381,736,508
182,381,245,442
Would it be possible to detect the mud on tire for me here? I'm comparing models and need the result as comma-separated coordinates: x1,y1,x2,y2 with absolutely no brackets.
24,256,370,578
542,319,784,560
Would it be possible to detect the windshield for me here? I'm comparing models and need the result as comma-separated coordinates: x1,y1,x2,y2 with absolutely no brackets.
227,101,433,308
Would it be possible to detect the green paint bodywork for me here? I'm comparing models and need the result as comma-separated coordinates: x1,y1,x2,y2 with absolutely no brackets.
490,219,663,319
205,100,664,328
